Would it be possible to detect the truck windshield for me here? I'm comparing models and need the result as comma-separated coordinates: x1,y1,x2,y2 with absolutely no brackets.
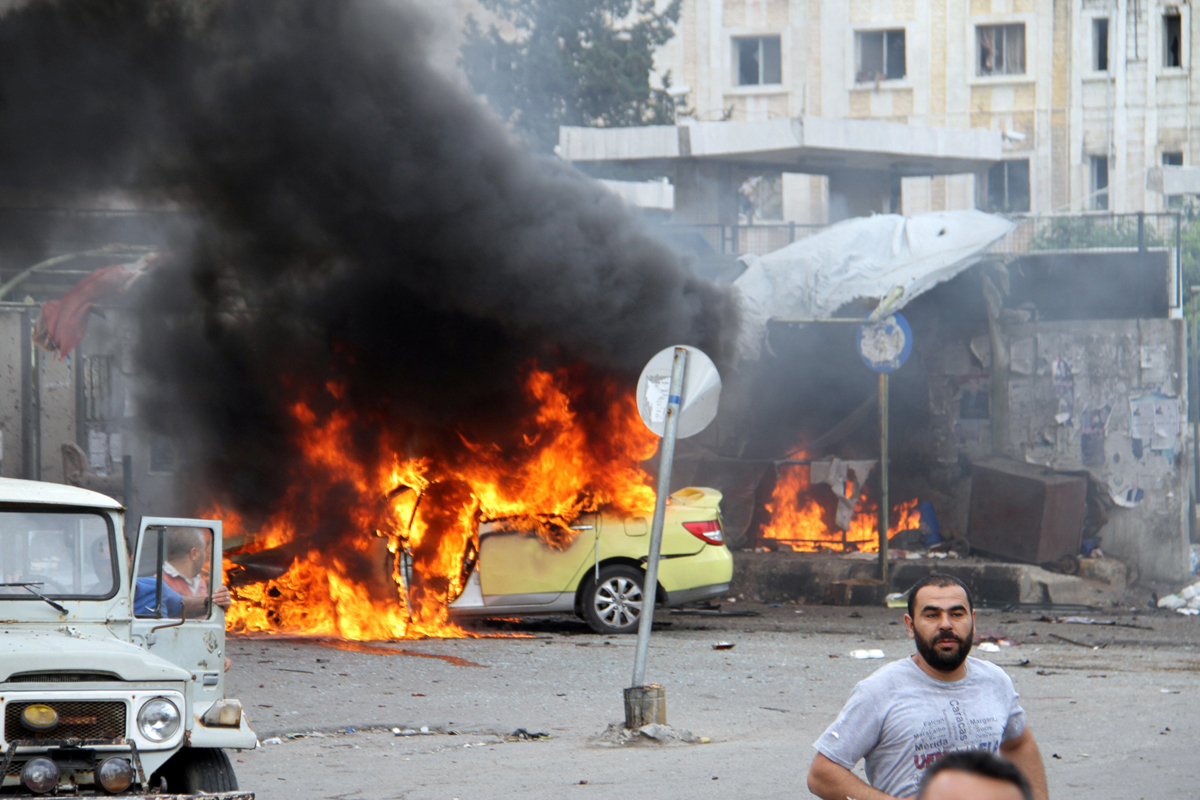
0,511,117,599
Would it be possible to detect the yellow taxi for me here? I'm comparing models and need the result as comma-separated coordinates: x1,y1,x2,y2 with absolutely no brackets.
448,487,733,634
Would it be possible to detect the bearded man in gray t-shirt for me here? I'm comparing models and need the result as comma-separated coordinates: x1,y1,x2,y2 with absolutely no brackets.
806,574,1048,800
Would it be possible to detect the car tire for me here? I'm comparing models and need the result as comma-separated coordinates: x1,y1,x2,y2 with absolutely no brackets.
583,565,646,634
157,748,239,793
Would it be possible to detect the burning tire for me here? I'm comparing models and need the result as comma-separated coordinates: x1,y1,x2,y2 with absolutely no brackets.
157,748,239,794
583,565,645,634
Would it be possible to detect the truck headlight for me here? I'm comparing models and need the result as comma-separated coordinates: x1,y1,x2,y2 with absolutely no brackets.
137,697,180,742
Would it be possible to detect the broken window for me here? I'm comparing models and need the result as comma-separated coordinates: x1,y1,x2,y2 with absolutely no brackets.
1093,18,1109,71
1164,11,1182,68
856,29,906,82
983,160,1030,213
977,24,1025,76
736,36,782,86
1090,155,1109,211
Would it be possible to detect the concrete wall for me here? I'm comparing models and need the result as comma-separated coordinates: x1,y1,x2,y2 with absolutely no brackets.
929,314,1190,582
659,0,1200,214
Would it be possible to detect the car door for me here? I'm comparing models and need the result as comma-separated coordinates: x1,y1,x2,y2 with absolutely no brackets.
478,515,596,603
129,517,226,708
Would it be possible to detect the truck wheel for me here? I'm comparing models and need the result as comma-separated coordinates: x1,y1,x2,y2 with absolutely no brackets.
583,565,645,634
159,748,239,793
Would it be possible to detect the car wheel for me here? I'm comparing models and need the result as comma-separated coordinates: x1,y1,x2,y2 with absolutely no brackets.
583,565,645,634
156,748,238,793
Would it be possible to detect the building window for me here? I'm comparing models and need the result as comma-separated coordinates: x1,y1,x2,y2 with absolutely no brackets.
1090,156,1109,211
856,29,906,82
1164,152,1184,166
83,355,116,422
1164,11,1182,68
735,36,782,86
983,160,1030,213
1093,18,1109,71
737,174,783,223
977,24,1026,76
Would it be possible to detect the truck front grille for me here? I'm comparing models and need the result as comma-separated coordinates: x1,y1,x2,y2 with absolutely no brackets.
4,701,126,742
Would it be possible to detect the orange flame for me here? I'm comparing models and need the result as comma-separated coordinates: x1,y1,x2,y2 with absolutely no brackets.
758,464,920,553
221,364,659,640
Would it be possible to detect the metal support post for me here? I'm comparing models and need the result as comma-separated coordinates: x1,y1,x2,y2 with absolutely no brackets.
878,372,890,585
626,347,687,726
1191,288,1200,502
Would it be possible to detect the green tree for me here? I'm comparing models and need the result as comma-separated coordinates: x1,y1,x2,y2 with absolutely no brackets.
461,0,682,154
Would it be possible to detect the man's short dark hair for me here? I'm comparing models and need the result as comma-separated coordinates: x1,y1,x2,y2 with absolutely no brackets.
906,573,974,619
917,750,1032,800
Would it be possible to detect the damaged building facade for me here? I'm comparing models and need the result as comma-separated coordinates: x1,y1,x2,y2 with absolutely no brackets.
665,211,1194,586
0,208,184,538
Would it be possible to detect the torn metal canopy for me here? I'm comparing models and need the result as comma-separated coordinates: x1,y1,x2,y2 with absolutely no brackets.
732,210,1015,361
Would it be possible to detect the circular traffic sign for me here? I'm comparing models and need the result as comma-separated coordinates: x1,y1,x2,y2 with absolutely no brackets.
857,312,912,373
636,345,721,438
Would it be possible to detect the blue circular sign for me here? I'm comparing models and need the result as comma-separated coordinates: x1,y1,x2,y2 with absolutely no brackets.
857,312,912,373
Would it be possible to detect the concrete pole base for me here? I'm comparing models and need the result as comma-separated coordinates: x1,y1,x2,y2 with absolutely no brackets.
624,684,667,729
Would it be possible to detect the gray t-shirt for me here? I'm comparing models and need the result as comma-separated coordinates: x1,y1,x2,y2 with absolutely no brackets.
814,655,1027,799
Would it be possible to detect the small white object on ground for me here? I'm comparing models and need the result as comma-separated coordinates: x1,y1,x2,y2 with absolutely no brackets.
977,642,1001,653
849,649,885,659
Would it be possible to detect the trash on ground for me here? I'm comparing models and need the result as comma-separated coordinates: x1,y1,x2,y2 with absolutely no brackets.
510,728,550,740
712,642,735,650
977,642,1001,653
849,649,885,659
884,592,907,609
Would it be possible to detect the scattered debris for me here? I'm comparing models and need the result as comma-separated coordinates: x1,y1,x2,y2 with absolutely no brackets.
977,642,1001,653
509,728,549,741
758,706,790,713
712,642,735,650
1049,633,1103,649
1037,615,1153,630
262,737,283,746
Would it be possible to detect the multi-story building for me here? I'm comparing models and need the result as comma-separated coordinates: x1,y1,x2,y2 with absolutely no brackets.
639,0,1197,222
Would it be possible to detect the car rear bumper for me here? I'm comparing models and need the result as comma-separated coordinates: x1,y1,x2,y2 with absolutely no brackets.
665,582,730,606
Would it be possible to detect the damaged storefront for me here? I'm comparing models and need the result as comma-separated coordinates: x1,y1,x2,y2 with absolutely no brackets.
676,211,1193,595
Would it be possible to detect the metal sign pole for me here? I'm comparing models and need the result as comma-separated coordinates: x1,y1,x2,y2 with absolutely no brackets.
626,347,687,724
878,372,889,584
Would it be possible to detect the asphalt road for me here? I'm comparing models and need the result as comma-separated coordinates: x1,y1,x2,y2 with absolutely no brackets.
224,602,1200,800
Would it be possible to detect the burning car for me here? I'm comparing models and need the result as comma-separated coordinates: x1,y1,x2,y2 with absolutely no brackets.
447,487,733,634
0,478,254,798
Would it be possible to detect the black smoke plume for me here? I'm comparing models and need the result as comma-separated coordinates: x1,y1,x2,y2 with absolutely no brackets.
0,0,738,523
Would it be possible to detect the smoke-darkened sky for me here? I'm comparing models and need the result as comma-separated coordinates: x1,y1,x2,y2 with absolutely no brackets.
0,0,739,518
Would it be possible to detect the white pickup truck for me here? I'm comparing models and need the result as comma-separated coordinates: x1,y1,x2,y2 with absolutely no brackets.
0,477,255,798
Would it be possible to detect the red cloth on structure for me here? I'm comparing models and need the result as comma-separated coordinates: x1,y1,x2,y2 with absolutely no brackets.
34,254,161,359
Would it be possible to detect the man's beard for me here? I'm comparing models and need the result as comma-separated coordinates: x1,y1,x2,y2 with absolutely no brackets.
915,626,973,672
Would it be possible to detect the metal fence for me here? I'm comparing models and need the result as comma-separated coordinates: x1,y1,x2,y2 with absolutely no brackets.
988,212,1184,310
656,222,825,256
662,212,1185,308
